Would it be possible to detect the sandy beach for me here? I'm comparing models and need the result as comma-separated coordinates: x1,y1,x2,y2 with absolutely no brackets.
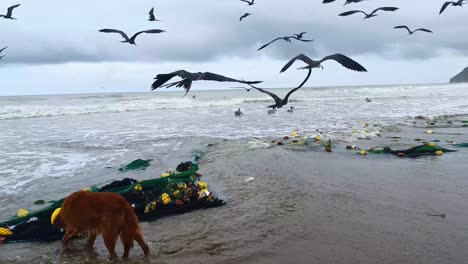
1,112,467,264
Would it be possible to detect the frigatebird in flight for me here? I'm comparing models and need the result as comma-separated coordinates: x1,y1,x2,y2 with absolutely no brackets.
148,7,161,21
240,13,252,21
394,25,433,35
0,4,20,20
323,0,366,5
280,53,367,73
439,0,465,14
151,70,263,96
0,46,7,60
240,0,255,5
258,32,313,51
98,29,165,45
339,7,399,19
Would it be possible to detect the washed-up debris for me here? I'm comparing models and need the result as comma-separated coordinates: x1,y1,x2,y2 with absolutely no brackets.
118,159,152,172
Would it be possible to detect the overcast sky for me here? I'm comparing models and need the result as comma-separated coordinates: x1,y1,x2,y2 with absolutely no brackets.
0,0,467,95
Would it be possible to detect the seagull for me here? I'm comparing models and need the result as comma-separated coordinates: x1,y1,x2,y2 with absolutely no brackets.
240,0,255,5
323,0,366,5
98,29,165,45
280,53,368,73
339,7,399,19
394,25,433,35
247,68,313,109
151,70,263,96
440,0,465,14
0,4,20,20
0,46,7,60
148,7,160,21
258,32,313,51
240,13,252,21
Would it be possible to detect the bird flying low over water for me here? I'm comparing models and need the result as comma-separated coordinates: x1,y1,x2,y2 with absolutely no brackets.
0,46,7,60
247,69,312,110
394,26,433,35
323,0,366,5
258,32,313,51
339,7,399,19
148,7,160,21
240,13,252,21
440,0,465,14
0,4,20,20
280,53,368,73
98,29,165,45
240,0,255,5
151,70,263,96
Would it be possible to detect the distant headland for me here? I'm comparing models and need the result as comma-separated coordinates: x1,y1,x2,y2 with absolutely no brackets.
450,67,468,83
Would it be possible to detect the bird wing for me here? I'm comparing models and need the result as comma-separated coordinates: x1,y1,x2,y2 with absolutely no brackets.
258,37,283,51
240,0,250,3
394,25,411,34
415,28,433,33
248,85,283,106
371,7,399,15
130,29,166,42
148,7,155,20
197,72,262,85
338,10,368,17
98,29,130,42
322,0,336,3
6,4,20,17
294,38,314,42
151,70,190,90
0,46,7,53
284,68,312,104
319,54,367,72
440,2,454,14
280,54,315,73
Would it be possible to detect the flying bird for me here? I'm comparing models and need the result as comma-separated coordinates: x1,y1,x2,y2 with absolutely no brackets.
148,7,160,21
339,7,399,19
258,32,313,51
394,25,433,35
98,29,165,45
280,53,368,73
0,46,7,60
240,0,255,5
151,70,263,96
0,4,20,20
323,0,366,5
240,13,252,21
247,69,313,109
439,0,465,14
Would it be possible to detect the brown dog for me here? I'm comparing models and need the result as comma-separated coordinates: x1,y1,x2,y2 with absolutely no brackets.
51,191,150,259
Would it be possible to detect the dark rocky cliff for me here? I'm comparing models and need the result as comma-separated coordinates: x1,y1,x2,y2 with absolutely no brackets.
450,67,468,83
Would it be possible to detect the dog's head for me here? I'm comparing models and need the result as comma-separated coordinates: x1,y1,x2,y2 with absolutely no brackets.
50,208,65,227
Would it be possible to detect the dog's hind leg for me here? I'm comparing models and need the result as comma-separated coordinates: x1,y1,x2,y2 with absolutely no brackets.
101,226,119,259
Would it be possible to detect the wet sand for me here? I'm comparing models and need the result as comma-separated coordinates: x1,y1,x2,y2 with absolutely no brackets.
1,121,468,264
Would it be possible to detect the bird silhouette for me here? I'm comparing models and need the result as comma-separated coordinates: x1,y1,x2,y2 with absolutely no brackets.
0,4,20,20
394,25,433,35
98,29,165,45
240,0,255,5
148,7,160,21
339,7,399,19
0,46,6,60
440,0,465,14
240,13,252,21
323,0,366,5
280,53,368,73
258,32,313,51
151,70,263,96
247,69,312,109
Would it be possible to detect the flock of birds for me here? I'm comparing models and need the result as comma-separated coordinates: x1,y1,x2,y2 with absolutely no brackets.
1,1,466,113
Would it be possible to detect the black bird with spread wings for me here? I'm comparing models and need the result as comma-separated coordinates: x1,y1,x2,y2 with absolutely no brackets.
148,7,160,21
280,53,368,73
247,69,313,109
323,0,366,5
0,4,20,20
0,46,7,60
98,29,165,45
339,7,399,19
258,32,313,51
439,0,465,14
394,25,433,35
151,70,263,96
240,0,255,5
240,13,252,21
